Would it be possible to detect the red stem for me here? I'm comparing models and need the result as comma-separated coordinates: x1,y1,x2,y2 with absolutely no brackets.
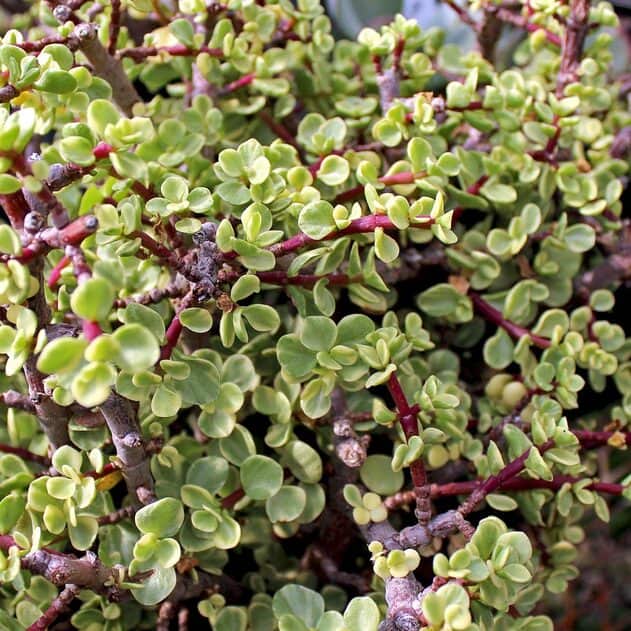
256,270,355,287
459,440,554,515
258,110,302,153
82,320,102,341
27,585,79,631
452,174,489,222
118,44,224,61
0,443,49,466
160,315,183,360
48,255,71,288
469,291,551,349
221,488,245,509
573,429,631,448
220,73,255,95
386,373,429,520
273,213,431,257
130,230,178,263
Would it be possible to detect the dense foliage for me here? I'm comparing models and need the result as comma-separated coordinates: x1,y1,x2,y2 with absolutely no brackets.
0,0,629,629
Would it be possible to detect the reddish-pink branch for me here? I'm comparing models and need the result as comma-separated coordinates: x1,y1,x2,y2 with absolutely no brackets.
14,215,98,263
469,291,551,349
220,73,255,95
257,110,302,154
118,43,224,61
222,212,433,261
0,191,29,230
459,440,554,515
452,174,489,222
491,7,562,46
48,255,71,288
573,429,631,448
160,314,183,361
221,488,245,509
256,270,355,287
0,443,49,466
387,474,626,509
130,230,179,265
386,372,431,524
27,585,80,631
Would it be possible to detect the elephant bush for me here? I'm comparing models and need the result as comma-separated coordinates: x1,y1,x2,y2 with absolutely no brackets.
0,0,629,629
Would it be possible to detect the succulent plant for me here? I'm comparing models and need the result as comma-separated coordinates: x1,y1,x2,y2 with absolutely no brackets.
0,0,628,629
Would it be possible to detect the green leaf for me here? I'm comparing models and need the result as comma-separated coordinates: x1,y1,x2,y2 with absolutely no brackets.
87,99,120,138
215,607,248,631
37,337,87,374
131,566,177,606
179,308,212,333
71,278,116,322
301,316,337,351
298,201,335,239
317,155,350,186
483,328,514,369
480,179,517,204
170,18,195,46
113,324,160,372
240,455,283,500
360,455,404,495
277,334,317,379
374,227,399,263
564,224,595,253
68,515,98,551
216,181,251,205
300,377,333,419
273,584,324,628
344,597,380,631
72,361,115,407
59,136,95,166
35,70,77,94
151,384,182,417
0,174,21,194
0,494,25,534
266,486,307,523
241,304,280,332
135,497,184,538
230,274,260,302
282,440,322,483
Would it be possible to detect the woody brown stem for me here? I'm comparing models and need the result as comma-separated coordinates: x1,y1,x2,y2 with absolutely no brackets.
74,23,140,115
557,0,590,96
99,393,155,506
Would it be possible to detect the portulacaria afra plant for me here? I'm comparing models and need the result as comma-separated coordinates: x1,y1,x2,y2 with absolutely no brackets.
0,0,629,629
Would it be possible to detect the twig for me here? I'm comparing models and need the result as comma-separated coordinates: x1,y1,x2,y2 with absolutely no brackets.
118,43,223,61
66,245,103,340
1,390,37,414
386,372,431,525
0,442,49,465
99,393,155,505
557,0,590,96
0,535,123,597
27,585,80,631
15,215,99,263
74,23,140,115
223,212,433,261
490,6,561,47
108,0,122,55
469,290,551,349
97,505,136,526
458,440,554,515
441,0,480,33
24,259,71,449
